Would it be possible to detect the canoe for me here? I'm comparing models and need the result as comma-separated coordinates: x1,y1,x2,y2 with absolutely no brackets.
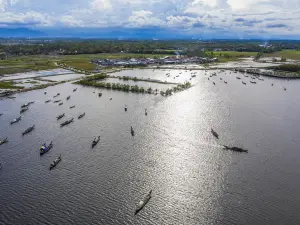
50,155,61,170
78,113,85,119
11,116,22,125
222,145,248,153
0,137,8,145
92,136,100,148
20,107,29,114
57,113,65,120
60,118,74,127
211,128,219,139
22,125,35,136
40,141,53,155
135,190,152,215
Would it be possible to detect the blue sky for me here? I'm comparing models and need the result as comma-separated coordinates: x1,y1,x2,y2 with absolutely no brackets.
0,0,300,38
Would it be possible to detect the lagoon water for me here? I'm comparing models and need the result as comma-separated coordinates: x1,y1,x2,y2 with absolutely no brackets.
1,69,300,225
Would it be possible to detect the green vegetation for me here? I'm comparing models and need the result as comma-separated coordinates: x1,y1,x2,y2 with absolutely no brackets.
270,64,300,73
214,51,257,62
264,50,300,60
0,81,24,89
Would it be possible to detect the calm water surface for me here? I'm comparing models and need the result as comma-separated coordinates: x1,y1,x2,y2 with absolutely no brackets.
1,70,300,225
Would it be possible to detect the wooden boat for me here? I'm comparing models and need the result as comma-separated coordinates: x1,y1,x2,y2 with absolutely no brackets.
20,107,29,114
22,125,35,136
0,137,8,145
59,102,63,106
0,113,2,116
145,109,148,116
45,100,51,103
224,81,227,84
131,126,135,136
78,113,85,119
250,81,256,84
135,190,152,215
211,128,219,139
242,81,246,85
236,77,241,79
57,113,65,120
70,105,75,109
98,93,102,97
21,103,30,108
11,116,21,125
60,118,74,127
54,100,61,103
125,105,127,112
92,136,100,148
66,96,71,100
40,141,53,155
49,155,61,170
222,145,248,153
73,88,77,92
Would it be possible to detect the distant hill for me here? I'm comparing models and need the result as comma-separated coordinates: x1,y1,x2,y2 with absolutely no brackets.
0,27,46,38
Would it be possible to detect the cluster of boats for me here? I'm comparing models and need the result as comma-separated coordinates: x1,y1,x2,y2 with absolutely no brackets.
211,128,248,153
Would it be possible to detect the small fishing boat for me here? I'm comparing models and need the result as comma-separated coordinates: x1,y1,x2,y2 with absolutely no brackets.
208,78,210,80
21,103,30,108
0,113,2,116
92,136,100,148
22,125,35,136
110,98,112,100
49,155,61,170
135,190,152,215
245,75,249,77
70,105,75,109
54,100,61,103
78,112,85,119
53,93,60,98
0,137,8,145
73,88,77,92
236,77,241,79
250,81,256,84
60,118,74,127
131,126,135,136
258,78,264,81
57,113,65,120
11,116,22,125
220,77,222,80
44,91,47,95
191,75,196,78
213,82,215,85
145,109,148,116
98,93,102,97
20,107,29,114
222,145,248,153
59,102,63,106
284,88,287,91
29,101,35,105
66,96,71,100
224,81,227,84
271,84,274,86
242,81,246,85
211,128,219,139
125,105,127,112
45,100,51,103
40,141,53,155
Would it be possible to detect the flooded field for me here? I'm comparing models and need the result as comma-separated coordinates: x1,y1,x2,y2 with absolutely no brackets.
0,69,74,81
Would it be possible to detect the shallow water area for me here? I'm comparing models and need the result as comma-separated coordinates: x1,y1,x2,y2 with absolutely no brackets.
1,68,300,225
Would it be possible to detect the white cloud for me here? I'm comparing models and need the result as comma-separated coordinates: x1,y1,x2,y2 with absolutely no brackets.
90,0,112,11
0,0,299,37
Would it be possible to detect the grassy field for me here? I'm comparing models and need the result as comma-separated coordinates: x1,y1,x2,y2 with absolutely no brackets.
213,51,257,62
0,81,24,89
264,50,300,60
0,53,171,75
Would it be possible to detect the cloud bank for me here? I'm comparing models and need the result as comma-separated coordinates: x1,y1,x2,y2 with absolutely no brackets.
0,0,300,38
